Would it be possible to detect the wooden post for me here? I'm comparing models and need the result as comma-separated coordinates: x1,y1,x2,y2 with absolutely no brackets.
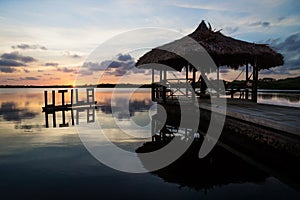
71,89,74,125
159,69,162,83
186,65,189,97
151,69,155,101
217,67,220,98
44,91,49,128
252,64,258,103
44,91,48,107
245,64,249,100
192,68,196,102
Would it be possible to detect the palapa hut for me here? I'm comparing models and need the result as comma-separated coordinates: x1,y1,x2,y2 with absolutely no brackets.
136,20,284,103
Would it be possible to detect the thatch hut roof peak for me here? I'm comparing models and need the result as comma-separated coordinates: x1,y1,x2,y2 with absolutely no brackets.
136,20,284,72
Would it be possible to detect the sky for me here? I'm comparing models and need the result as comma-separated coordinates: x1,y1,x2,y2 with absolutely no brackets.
0,0,300,85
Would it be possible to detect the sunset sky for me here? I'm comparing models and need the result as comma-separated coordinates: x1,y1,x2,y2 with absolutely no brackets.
0,0,300,86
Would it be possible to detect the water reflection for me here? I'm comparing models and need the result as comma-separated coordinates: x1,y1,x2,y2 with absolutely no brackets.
0,102,38,121
0,88,300,199
258,92,300,107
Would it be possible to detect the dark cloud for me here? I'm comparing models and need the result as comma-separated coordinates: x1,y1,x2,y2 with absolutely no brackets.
117,54,133,61
264,33,300,75
0,59,25,67
80,54,142,77
249,21,271,27
44,62,59,67
1,52,37,63
20,77,40,81
0,67,17,73
23,69,30,73
57,67,77,73
12,44,47,50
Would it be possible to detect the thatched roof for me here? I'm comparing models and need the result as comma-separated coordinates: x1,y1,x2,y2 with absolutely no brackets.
136,20,284,71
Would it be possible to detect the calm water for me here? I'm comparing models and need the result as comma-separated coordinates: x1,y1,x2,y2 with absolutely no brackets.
0,88,300,199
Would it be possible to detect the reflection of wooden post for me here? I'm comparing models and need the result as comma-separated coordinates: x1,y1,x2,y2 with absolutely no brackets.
87,88,94,104
58,90,68,127
52,90,56,127
75,89,79,104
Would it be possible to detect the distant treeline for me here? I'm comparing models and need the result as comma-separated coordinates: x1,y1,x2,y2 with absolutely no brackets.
258,76,300,90
227,76,300,90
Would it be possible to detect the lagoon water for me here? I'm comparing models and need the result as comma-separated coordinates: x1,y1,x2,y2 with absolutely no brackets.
0,88,300,199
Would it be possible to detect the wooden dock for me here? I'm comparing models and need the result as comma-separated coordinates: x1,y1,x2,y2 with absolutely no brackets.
42,88,97,128
155,97,300,156
198,99,300,136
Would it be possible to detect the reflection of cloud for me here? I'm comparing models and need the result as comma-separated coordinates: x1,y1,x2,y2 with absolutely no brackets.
0,102,38,122
12,44,47,50
100,98,153,120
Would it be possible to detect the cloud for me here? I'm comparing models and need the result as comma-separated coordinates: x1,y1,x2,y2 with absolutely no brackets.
249,21,271,27
0,59,25,67
1,52,37,63
0,67,17,73
264,32,300,75
44,62,59,67
63,51,82,58
117,54,133,61
80,53,142,77
23,68,30,73
57,67,77,73
20,77,40,80
12,44,47,50
0,59,25,73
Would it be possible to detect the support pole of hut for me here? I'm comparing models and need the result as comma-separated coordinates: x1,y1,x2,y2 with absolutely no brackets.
245,64,249,100
217,67,220,98
192,67,196,101
151,68,155,101
252,63,258,103
162,69,167,102
186,65,189,97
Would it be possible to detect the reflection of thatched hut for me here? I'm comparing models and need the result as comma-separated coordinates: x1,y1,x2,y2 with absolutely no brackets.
136,20,284,102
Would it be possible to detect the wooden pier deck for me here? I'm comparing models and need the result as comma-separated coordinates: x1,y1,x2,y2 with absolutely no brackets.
198,99,300,136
